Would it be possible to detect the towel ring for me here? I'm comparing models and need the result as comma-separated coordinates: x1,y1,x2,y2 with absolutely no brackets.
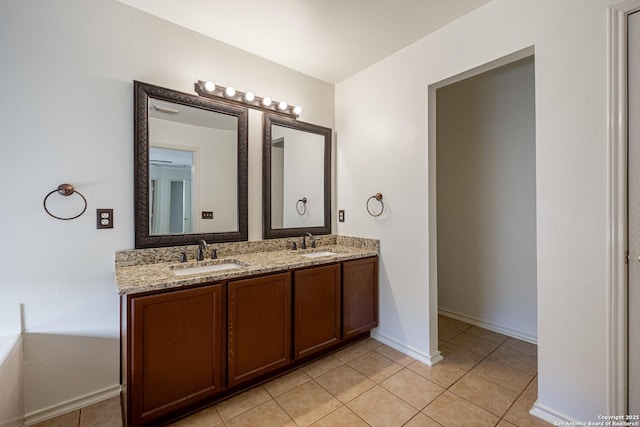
296,197,308,215
366,193,384,217
43,184,87,220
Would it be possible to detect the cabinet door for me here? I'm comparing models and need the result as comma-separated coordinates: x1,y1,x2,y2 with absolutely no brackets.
130,284,222,426
294,264,341,359
227,272,291,386
342,257,379,338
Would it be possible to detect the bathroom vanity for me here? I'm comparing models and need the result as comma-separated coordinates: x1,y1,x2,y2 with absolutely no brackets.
115,236,378,426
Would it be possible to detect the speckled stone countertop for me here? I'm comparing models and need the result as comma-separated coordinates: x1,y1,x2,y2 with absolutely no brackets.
115,235,379,295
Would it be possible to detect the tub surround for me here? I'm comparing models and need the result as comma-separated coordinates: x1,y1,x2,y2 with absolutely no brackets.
115,235,379,295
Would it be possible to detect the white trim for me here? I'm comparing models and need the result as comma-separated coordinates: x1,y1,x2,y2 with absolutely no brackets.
23,384,121,426
438,308,537,344
371,331,443,366
607,0,640,415
530,401,577,425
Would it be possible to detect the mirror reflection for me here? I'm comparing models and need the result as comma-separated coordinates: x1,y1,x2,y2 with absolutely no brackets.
148,99,238,236
270,125,325,229
263,114,332,239
134,81,248,249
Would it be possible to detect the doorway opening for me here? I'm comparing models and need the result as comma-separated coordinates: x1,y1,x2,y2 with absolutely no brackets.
427,47,538,364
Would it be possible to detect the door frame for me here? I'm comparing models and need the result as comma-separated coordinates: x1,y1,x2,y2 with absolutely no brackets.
608,0,640,415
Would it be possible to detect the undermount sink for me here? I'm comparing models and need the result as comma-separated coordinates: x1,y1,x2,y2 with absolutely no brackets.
173,261,245,276
301,251,337,258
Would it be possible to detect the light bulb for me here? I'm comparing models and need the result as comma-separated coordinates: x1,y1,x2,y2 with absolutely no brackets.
204,81,216,92
262,97,272,107
293,106,302,116
225,87,236,97
277,101,288,111
243,92,255,102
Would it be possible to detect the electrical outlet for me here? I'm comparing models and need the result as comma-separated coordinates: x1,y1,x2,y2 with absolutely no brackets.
97,209,113,229
202,211,214,219
338,210,345,222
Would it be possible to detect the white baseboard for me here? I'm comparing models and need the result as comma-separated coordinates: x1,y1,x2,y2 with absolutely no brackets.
438,308,538,344
371,331,443,366
530,400,576,424
24,384,121,426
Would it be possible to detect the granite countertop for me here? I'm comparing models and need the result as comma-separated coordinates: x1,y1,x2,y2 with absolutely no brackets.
115,236,378,295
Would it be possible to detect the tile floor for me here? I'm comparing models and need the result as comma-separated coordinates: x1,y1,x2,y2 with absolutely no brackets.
33,315,551,427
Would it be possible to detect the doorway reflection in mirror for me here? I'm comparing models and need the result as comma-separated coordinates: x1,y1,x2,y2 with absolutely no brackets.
149,147,194,234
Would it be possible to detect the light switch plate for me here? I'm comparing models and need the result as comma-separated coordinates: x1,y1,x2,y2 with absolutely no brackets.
338,210,345,222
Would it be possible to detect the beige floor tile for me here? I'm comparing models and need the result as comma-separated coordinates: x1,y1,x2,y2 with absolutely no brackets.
310,406,369,427
403,413,443,427
503,378,552,427
79,396,122,427
469,359,533,394
497,420,518,427
423,391,500,427
334,342,372,363
348,351,403,383
374,344,415,366
489,345,537,375
465,326,509,344
347,386,418,427
449,373,520,416
264,369,312,397
315,364,375,403
439,342,485,371
302,354,345,378
276,381,342,426
225,399,296,427
32,411,80,427
360,337,384,350
438,325,466,343
381,368,445,410
448,333,501,357
438,316,472,332
169,406,223,426
407,360,466,388
215,386,271,421
502,338,538,357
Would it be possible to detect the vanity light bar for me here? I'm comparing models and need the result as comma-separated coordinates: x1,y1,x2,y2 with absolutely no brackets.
194,80,301,119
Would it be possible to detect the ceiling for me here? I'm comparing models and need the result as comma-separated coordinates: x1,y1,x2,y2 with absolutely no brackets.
117,0,492,84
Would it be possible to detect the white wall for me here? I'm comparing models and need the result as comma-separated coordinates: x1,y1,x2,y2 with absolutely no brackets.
0,0,333,419
336,0,615,421
436,57,537,341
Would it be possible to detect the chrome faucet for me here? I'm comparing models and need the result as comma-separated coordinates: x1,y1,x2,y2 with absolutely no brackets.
197,239,207,261
301,232,315,250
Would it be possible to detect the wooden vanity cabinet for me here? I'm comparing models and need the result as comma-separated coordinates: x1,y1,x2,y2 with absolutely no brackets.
124,284,223,427
293,264,341,359
342,257,379,338
121,256,378,426
227,272,292,386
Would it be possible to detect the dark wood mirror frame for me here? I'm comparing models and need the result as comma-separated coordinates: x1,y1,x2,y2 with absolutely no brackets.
134,81,249,248
262,113,331,239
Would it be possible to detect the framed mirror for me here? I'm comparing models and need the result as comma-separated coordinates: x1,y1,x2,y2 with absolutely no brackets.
263,113,331,239
134,81,248,248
